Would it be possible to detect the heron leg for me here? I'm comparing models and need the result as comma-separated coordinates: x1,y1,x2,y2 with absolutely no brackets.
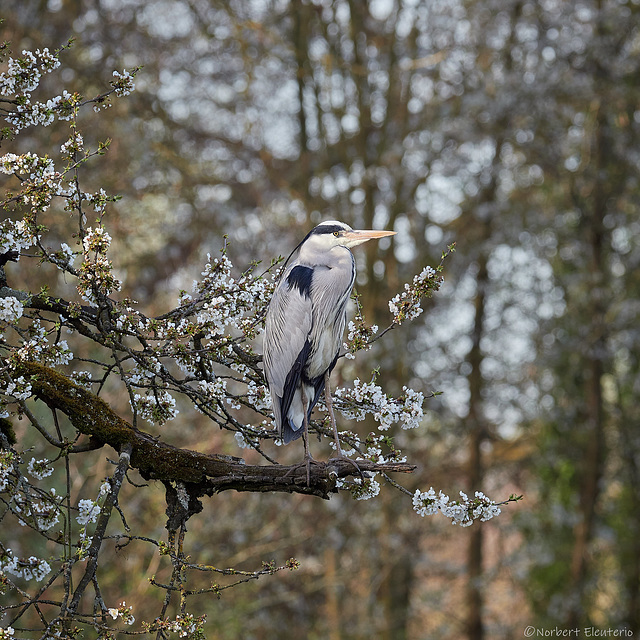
324,372,364,480
301,392,313,485
324,371,344,455
283,392,315,486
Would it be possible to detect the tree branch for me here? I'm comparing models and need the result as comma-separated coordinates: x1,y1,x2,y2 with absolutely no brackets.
67,442,132,617
16,362,416,506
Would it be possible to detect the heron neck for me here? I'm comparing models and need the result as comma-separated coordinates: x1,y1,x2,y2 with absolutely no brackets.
298,243,353,269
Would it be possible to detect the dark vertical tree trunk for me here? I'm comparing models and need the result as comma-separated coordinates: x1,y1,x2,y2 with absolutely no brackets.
566,101,608,628
465,241,490,640
382,550,415,640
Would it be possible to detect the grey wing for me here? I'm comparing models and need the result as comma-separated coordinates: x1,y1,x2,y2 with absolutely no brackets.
305,260,355,379
263,273,313,430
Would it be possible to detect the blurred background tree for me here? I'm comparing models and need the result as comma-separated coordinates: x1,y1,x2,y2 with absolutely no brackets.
1,0,639,638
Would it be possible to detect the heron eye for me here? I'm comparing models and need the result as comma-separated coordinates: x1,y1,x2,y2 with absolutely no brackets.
333,231,340,237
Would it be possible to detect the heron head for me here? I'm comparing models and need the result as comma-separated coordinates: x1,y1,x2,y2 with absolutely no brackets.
309,220,396,249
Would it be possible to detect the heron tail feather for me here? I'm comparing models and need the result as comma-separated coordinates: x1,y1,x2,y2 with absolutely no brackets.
282,418,304,444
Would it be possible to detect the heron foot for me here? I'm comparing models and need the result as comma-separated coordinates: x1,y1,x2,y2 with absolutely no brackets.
329,451,365,481
284,454,319,486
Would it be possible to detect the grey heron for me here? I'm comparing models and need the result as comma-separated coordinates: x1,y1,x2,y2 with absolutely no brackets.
263,220,396,473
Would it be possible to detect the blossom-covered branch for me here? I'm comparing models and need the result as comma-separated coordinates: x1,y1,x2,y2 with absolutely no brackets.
0,38,515,639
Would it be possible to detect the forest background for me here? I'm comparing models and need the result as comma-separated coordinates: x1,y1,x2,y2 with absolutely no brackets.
1,0,639,638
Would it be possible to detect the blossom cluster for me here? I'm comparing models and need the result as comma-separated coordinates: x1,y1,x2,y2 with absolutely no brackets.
108,601,135,626
0,547,52,582
27,457,54,480
4,376,32,402
82,225,112,254
147,613,206,638
0,297,24,327
343,319,379,360
0,218,35,255
1,152,62,220
0,43,137,136
412,488,502,526
10,321,74,368
0,451,15,492
15,493,60,531
198,378,228,402
388,265,441,324
0,152,61,215
76,498,101,526
234,431,251,449
0,48,60,97
194,252,274,339
349,474,381,500
130,390,179,426
342,292,378,359
0,151,54,178
334,377,425,431
5,90,77,131
111,69,136,97
77,225,122,303
73,482,111,559
245,380,271,412
2,451,62,533
60,129,84,158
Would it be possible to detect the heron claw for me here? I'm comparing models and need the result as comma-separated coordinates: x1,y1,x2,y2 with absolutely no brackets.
283,454,318,486
329,451,365,481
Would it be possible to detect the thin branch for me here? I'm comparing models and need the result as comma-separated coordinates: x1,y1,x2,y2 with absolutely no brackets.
67,442,132,615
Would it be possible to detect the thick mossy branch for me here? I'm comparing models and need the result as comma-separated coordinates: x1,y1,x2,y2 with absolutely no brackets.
15,362,416,503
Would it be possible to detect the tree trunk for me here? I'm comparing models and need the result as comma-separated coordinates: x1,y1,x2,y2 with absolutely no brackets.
465,245,489,640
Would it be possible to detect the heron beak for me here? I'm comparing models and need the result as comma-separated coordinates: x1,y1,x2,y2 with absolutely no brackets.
342,229,397,247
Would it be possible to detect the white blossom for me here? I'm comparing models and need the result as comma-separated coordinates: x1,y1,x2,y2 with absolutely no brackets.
111,69,136,96
343,320,379,358
82,226,112,254
234,432,250,449
164,614,200,637
388,265,439,324
60,242,75,266
76,499,101,525
0,218,35,255
60,131,84,156
0,48,60,98
131,390,179,425
246,380,271,411
0,297,24,324
196,296,228,334
4,376,32,401
107,602,135,625
0,548,51,582
17,498,60,531
412,488,502,526
13,325,74,367
193,253,274,339
198,378,227,401
48,340,73,366
70,370,93,389
352,475,381,500
77,253,122,302
0,450,15,491
27,458,54,480
334,379,424,431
